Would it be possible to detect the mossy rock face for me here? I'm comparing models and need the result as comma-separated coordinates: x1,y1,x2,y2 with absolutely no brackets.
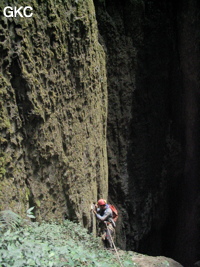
0,0,108,228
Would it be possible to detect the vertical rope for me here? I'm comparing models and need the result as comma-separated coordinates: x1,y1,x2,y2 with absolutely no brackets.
106,224,124,267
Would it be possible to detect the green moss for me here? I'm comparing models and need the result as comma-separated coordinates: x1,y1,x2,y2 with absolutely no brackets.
0,0,108,225
0,160,6,178
25,188,30,201
0,117,11,131
0,141,13,178
35,199,41,208
0,76,12,135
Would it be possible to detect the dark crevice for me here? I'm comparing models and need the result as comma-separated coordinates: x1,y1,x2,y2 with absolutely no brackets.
24,178,36,222
9,56,34,125
94,0,200,266
62,184,78,223
9,55,44,139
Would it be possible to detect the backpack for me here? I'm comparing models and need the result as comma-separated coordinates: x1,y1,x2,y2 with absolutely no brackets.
108,204,118,222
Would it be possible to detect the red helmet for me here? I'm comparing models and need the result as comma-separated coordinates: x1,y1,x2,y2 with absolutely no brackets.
97,199,106,206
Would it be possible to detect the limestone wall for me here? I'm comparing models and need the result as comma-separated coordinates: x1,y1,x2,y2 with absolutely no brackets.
0,0,108,228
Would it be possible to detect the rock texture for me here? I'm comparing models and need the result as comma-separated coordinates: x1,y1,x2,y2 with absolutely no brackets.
94,0,179,250
0,0,107,229
127,251,183,267
94,0,200,266
0,0,200,266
